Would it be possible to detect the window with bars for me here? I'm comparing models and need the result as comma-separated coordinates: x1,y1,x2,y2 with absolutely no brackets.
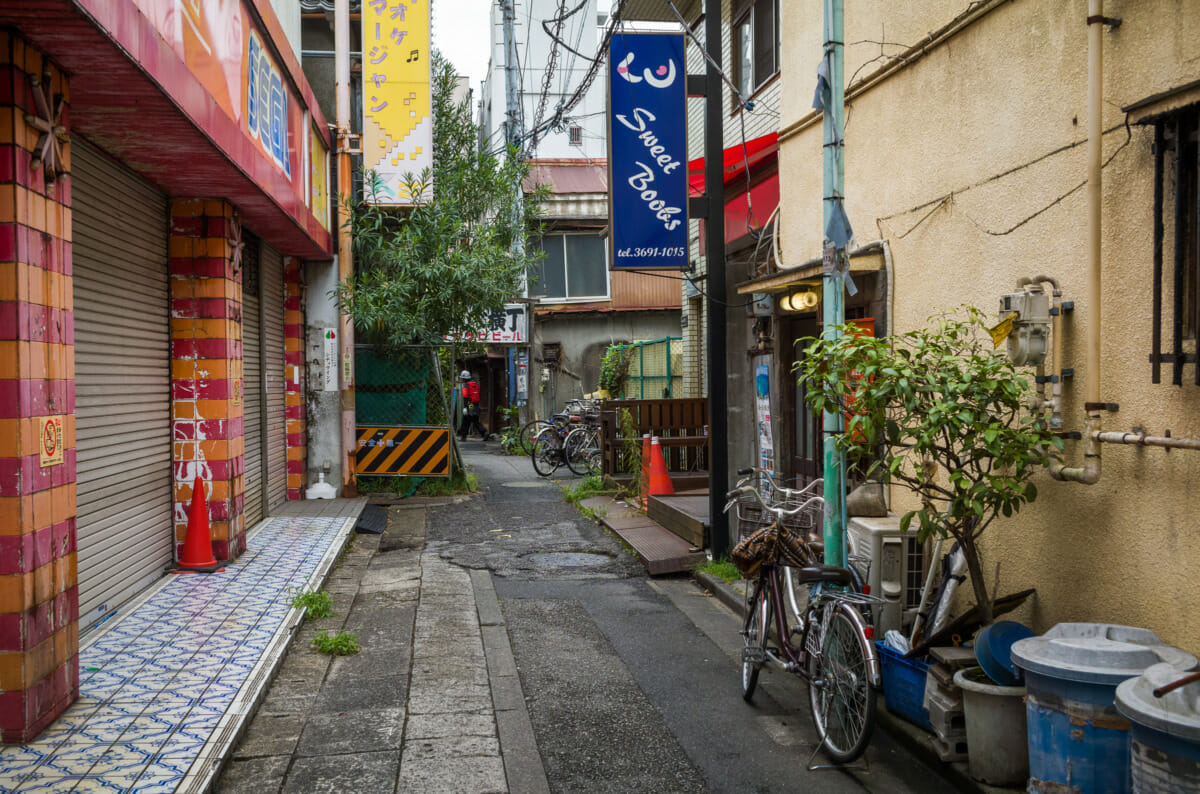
732,0,779,103
1149,104,1199,385
530,233,609,301
568,125,583,147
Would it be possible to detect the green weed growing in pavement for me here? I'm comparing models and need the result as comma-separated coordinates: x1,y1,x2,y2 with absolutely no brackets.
416,468,476,495
289,588,334,620
312,630,360,656
561,474,611,505
694,558,741,584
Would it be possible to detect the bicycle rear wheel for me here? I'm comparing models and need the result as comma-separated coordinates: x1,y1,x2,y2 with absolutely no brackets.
807,602,876,763
742,580,771,702
518,420,551,454
531,433,561,478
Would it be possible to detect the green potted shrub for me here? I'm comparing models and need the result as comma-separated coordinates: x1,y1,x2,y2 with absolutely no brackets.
795,307,1062,627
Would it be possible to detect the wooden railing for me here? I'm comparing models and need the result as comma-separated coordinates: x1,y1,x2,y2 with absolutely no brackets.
599,397,709,475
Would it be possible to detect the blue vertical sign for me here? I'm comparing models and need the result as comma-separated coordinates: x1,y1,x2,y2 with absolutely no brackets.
608,33,688,271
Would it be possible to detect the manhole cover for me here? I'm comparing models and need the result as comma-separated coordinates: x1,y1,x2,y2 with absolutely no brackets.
502,481,551,488
529,552,611,567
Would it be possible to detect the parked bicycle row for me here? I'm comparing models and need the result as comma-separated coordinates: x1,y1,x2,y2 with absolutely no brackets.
518,399,604,478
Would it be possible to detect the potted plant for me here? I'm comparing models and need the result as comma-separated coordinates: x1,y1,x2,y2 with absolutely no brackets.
795,307,1062,627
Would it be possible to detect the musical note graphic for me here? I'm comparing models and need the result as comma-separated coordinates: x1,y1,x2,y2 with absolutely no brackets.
406,49,419,63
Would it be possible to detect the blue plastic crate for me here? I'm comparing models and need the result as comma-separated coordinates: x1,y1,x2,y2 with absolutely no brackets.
875,641,934,732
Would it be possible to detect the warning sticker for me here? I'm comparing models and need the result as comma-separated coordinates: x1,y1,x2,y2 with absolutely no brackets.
989,313,1017,348
39,416,64,467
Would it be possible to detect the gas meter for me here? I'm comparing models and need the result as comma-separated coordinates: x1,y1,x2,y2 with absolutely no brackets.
999,288,1050,366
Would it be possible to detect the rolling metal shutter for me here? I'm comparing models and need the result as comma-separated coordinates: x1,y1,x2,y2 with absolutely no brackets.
242,242,264,528
72,138,172,628
261,243,288,513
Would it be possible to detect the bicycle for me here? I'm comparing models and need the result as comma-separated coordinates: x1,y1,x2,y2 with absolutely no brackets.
530,417,571,477
726,469,882,766
563,413,602,477
529,399,604,477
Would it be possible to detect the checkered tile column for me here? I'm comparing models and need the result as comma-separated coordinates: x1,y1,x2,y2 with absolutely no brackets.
283,257,306,500
0,34,79,743
169,199,246,562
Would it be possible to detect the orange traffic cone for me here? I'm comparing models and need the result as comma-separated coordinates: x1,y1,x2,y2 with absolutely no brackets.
648,436,675,496
178,476,219,569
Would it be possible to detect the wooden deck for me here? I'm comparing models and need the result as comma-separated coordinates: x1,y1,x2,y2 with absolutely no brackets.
647,491,709,549
581,496,705,576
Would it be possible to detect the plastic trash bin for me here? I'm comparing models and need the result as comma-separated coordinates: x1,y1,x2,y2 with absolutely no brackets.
1011,623,1197,794
1116,662,1200,792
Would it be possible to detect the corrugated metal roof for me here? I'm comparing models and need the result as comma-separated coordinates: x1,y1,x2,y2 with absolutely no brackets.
524,160,608,194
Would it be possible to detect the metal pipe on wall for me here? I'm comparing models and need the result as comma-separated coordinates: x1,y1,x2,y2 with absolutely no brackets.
335,0,357,495
1093,432,1200,452
1050,0,1105,485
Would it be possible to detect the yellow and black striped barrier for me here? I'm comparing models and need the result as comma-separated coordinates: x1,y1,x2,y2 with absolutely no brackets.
355,426,451,477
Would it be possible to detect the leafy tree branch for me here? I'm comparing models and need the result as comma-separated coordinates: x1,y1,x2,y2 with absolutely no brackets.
796,307,1063,625
336,51,546,346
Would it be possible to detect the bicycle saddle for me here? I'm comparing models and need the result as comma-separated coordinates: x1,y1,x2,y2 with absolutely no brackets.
792,565,854,586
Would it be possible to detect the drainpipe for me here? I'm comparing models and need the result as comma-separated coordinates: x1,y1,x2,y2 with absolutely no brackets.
335,0,358,496
1050,0,1106,485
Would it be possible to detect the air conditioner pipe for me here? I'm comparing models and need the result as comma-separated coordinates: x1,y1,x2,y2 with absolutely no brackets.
1050,0,1105,485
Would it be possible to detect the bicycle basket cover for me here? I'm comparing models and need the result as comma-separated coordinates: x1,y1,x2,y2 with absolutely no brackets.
731,527,779,575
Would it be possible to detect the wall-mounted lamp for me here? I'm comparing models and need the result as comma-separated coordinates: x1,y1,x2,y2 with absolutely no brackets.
778,290,820,312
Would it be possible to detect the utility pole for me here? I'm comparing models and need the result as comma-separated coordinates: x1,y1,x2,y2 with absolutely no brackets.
821,0,846,567
501,0,530,422
501,0,525,271
335,0,357,496
705,0,729,558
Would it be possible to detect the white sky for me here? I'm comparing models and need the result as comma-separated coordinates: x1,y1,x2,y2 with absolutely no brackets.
433,0,494,94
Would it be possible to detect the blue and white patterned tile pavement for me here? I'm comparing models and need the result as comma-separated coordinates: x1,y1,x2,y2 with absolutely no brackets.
0,509,360,794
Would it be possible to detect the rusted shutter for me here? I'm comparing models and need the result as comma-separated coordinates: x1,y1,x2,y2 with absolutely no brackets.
242,239,264,527
72,138,172,629
261,242,287,512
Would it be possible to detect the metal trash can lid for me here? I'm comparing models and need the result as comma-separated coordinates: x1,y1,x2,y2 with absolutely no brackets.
1116,662,1200,742
1011,623,1198,686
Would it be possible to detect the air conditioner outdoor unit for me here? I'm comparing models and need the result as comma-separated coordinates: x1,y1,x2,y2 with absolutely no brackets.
846,516,928,636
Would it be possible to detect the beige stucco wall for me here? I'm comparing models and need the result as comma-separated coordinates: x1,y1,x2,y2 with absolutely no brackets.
779,0,1200,652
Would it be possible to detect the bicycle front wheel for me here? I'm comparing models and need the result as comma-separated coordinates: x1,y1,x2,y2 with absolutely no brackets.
807,602,876,763
530,433,561,477
742,580,771,702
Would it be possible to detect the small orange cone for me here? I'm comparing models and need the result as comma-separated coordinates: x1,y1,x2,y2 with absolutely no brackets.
179,476,218,569
648,436,675,496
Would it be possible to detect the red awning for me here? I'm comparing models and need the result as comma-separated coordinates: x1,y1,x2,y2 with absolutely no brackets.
688,133,779,195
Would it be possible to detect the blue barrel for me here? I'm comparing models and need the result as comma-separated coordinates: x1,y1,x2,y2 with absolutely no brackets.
1011,623,1197,794
1116,663,1200,793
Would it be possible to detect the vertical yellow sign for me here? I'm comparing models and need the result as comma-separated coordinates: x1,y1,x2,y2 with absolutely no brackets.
311,128,330,230
362,0,433,205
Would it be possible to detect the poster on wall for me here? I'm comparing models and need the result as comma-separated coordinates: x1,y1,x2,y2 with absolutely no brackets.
607,32,688,271
754,358,775,472
361,0,434,205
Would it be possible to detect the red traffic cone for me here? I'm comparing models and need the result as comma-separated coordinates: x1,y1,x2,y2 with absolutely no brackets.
179,476,218,569
648,436,675,496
